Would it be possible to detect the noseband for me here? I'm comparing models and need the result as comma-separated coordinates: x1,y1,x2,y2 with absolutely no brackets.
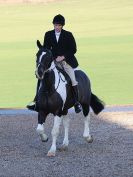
38,62,45,67
36,60,56,80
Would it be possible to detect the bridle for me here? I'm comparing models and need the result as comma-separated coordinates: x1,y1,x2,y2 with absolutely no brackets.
36,61,51,79
38,62,45,67
36,49,66,93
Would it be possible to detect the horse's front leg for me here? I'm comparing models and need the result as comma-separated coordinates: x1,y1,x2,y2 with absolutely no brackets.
36,111,48,142
83,112,93,143
59,116,69,151
47,116,62,157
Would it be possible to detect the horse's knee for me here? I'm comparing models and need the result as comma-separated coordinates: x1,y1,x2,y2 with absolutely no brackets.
63,117,69,127
51,116,62,137
51,126,59,137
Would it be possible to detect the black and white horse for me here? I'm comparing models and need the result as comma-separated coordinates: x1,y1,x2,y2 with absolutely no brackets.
35,40,104,156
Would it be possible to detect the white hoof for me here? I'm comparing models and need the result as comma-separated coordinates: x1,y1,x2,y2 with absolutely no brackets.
47,151,56,157
84,135,93,143
40,134,48,142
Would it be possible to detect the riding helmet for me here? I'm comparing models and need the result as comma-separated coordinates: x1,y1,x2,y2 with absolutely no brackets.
53,14,65,26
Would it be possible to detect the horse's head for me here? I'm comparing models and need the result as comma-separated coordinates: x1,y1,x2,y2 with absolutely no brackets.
35,40,53,80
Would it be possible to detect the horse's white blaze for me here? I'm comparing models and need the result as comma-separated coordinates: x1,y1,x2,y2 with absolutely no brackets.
48,116,62,155
39,52,46,63
36,52,46,77
83,113,91,138
62,116,69,146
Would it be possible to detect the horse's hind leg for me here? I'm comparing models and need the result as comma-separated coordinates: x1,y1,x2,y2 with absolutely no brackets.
82,104,93,143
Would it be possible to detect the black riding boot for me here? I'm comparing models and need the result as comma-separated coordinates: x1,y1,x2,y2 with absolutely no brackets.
72,85,82,113
26,96,37,111
26,80,40,111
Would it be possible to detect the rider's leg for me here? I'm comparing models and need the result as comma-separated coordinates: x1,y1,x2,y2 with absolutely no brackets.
61,61,82,113
27,80,40,111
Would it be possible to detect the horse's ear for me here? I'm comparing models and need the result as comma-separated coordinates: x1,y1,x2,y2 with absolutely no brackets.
37,40,42,49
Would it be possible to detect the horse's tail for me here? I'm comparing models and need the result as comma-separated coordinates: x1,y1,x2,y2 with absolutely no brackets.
90,93,105,114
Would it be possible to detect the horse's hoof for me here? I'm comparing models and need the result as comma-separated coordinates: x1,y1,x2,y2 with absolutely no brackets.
58,145,68,152
41,137,48,142
84,135,93,143
47,152,56,157
40,134,48,142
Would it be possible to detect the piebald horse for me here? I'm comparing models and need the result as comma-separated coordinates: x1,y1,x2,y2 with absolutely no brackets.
35,40,104,156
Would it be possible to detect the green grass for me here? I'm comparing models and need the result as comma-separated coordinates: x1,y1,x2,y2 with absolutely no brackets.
0,0,133,107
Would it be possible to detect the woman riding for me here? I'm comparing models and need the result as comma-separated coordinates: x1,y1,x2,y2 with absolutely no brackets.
27,14,82,113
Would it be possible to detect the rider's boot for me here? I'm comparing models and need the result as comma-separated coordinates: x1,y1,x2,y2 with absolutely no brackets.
72,85,82,113
26,96,37,111
27,80,40,111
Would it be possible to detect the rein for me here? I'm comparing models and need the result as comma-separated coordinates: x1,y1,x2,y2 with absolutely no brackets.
39,66,65,95
55,71,62,91
37,56,66,96
53,68,66,92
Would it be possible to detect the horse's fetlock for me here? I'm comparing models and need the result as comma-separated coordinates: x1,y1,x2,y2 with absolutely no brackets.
36,128,43,135
36,124,44,134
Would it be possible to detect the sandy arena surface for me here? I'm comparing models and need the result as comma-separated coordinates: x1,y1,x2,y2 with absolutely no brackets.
0,111,133,177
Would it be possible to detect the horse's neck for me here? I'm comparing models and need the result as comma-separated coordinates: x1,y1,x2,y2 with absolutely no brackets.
49,61,66,90
50,62,63,89
41,65,55,92
41,62,58,92
49,61,56,70
41,61,65,92
49,61,60,85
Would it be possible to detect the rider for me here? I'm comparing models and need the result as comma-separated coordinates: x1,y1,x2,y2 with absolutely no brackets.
27,14,82,113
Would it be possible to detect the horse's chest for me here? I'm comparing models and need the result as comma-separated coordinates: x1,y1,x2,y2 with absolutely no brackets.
39,69,67,112
54,71,67,105
45,93,64,113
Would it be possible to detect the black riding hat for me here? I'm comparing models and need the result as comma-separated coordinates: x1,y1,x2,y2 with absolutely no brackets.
53,14,65,26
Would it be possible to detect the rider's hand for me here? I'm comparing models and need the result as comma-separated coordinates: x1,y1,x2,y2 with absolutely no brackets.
56,56,65,62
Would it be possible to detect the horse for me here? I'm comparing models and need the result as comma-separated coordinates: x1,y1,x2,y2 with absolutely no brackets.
35,40,104,157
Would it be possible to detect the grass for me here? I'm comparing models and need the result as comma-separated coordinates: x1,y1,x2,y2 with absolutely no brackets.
0,0,133,107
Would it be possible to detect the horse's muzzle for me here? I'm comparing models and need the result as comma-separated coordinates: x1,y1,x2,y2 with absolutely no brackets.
35,69,44,80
